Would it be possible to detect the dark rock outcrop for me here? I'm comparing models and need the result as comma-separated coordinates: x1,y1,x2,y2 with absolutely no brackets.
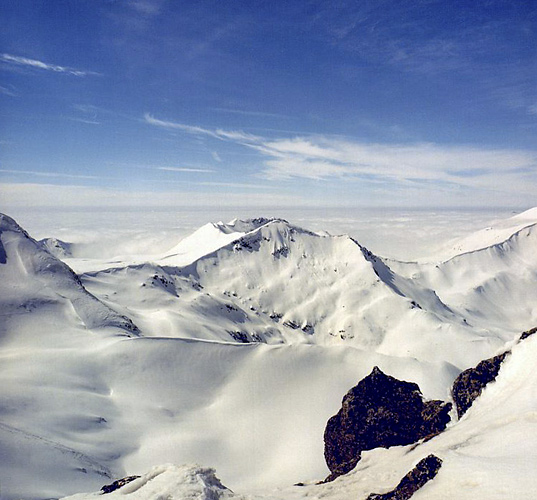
366,454,443,500
452,326,536,419
520,327,537,341
101,475,141,494
323,367,451,481
451,352,508,419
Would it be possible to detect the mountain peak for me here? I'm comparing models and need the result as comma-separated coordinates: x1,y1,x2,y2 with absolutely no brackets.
0,213,140,336
0,212,29,236
214,217,289,235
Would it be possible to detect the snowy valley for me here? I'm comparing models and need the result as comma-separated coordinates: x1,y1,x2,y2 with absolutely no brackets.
1,209,537,499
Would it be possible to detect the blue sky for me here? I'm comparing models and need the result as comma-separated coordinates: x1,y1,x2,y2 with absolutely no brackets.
1,0,536,207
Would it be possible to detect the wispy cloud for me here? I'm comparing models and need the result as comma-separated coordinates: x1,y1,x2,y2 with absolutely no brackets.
143,113,221,139
144,112,537,197
212,107,292,120
128,0,165,15
0,169,100,180
0,84,17,97
157,167,215,173
72,103,136,123
0,54,100,77
137,178,277,190
67,117,101,125
211,152,222,162
74,104,101,114
255,138,537,182
143,113,261,142
197,181,276,189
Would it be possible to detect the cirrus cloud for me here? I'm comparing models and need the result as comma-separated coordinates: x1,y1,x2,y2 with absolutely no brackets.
144,113,537,195
1,53,100,77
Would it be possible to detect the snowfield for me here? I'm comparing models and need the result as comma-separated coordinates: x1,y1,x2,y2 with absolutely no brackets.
1,209,536,499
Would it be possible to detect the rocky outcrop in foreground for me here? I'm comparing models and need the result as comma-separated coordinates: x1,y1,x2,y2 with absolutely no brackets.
451,352,508,418
452,326,536,418
366,454,442,500
324,367,451,481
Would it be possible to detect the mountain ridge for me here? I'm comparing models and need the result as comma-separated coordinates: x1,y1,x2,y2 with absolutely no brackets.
2,210,536,499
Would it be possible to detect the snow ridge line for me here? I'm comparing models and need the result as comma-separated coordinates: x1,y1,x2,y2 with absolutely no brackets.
442,222,537,264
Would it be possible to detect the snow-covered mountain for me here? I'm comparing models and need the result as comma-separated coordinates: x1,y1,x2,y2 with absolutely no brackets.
391,207,537,334
1,210,536,500
0,214,139,336
39,237,74,259
78,217,498,366
61,330,537,500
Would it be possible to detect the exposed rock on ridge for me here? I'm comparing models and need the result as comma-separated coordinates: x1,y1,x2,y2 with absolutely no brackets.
452,326,536,418
451,352,509,419
520,326,537,341
323,367,451,481
101,475,141,494
366,454,443,500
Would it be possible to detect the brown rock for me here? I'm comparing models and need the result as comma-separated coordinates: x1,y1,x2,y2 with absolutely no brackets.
323,367,451,481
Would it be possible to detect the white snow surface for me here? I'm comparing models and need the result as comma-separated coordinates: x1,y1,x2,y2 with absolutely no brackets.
62,333,537,500
62,464,243,500
441,206,537,259
1,209,536,500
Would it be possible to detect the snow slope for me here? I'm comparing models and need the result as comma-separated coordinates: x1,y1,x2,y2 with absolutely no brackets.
79,218,497,367
1,210,536,499
62,331,537,500
443,206,537,258
391,207,537,335
62,464,245,500
0,214,139,337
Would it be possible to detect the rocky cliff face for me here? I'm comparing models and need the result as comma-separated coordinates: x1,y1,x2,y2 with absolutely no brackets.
323,367,451,481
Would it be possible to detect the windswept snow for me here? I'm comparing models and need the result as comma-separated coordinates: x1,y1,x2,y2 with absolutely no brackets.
62,464,241,500
77,218,499,366
1,209,536,500
442,206,537,259
59,333,537,500
0,214,139,336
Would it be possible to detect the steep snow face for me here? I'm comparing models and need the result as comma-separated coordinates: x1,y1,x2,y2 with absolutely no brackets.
443,206,537,259
159,217,282,267
0,214,138,337
393,220,537,335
